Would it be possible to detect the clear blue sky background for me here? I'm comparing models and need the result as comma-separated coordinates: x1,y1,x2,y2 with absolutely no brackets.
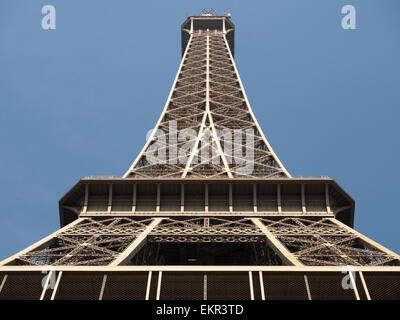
0,0,399,260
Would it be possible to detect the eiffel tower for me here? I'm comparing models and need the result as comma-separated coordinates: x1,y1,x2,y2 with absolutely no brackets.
1,14,400,300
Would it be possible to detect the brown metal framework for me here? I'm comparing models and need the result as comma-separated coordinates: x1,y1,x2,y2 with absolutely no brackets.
124,20,289,179
1,14,399,300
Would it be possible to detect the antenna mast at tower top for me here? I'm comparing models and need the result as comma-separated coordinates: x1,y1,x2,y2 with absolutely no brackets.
201,9,215,16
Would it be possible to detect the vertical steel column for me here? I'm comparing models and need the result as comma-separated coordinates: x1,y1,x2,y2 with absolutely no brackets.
99,274,108,300
301,184,306,214
205,183,209,212
304,274,312,300
145,271,152,300
325,184,331,214
0,274,8,294
132,183,137,213
50,271,62,300
253,184,257,213
156,183,161,213
40,270,54,300
203,274,207,300
180,183,185,213
82,183,89,213
156,271,162,300
349,271,360,300
107,184,113,213
248,271,254,300
277,184,282,213
358,271,371,300
229,183,233,213
258,271,265,300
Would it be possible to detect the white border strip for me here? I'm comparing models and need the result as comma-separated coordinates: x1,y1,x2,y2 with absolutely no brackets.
1,265,399,272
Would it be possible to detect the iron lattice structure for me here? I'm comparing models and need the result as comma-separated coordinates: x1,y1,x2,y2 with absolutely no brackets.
1,14,400,300
125,28,289,179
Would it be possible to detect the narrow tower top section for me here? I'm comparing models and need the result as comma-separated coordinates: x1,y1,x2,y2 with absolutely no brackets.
124,14,290,179
181,14,235,57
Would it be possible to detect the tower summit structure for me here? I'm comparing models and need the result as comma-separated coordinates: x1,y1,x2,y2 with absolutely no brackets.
1,14,400,300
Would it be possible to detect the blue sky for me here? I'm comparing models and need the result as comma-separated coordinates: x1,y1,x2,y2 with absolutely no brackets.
0,0,399,260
